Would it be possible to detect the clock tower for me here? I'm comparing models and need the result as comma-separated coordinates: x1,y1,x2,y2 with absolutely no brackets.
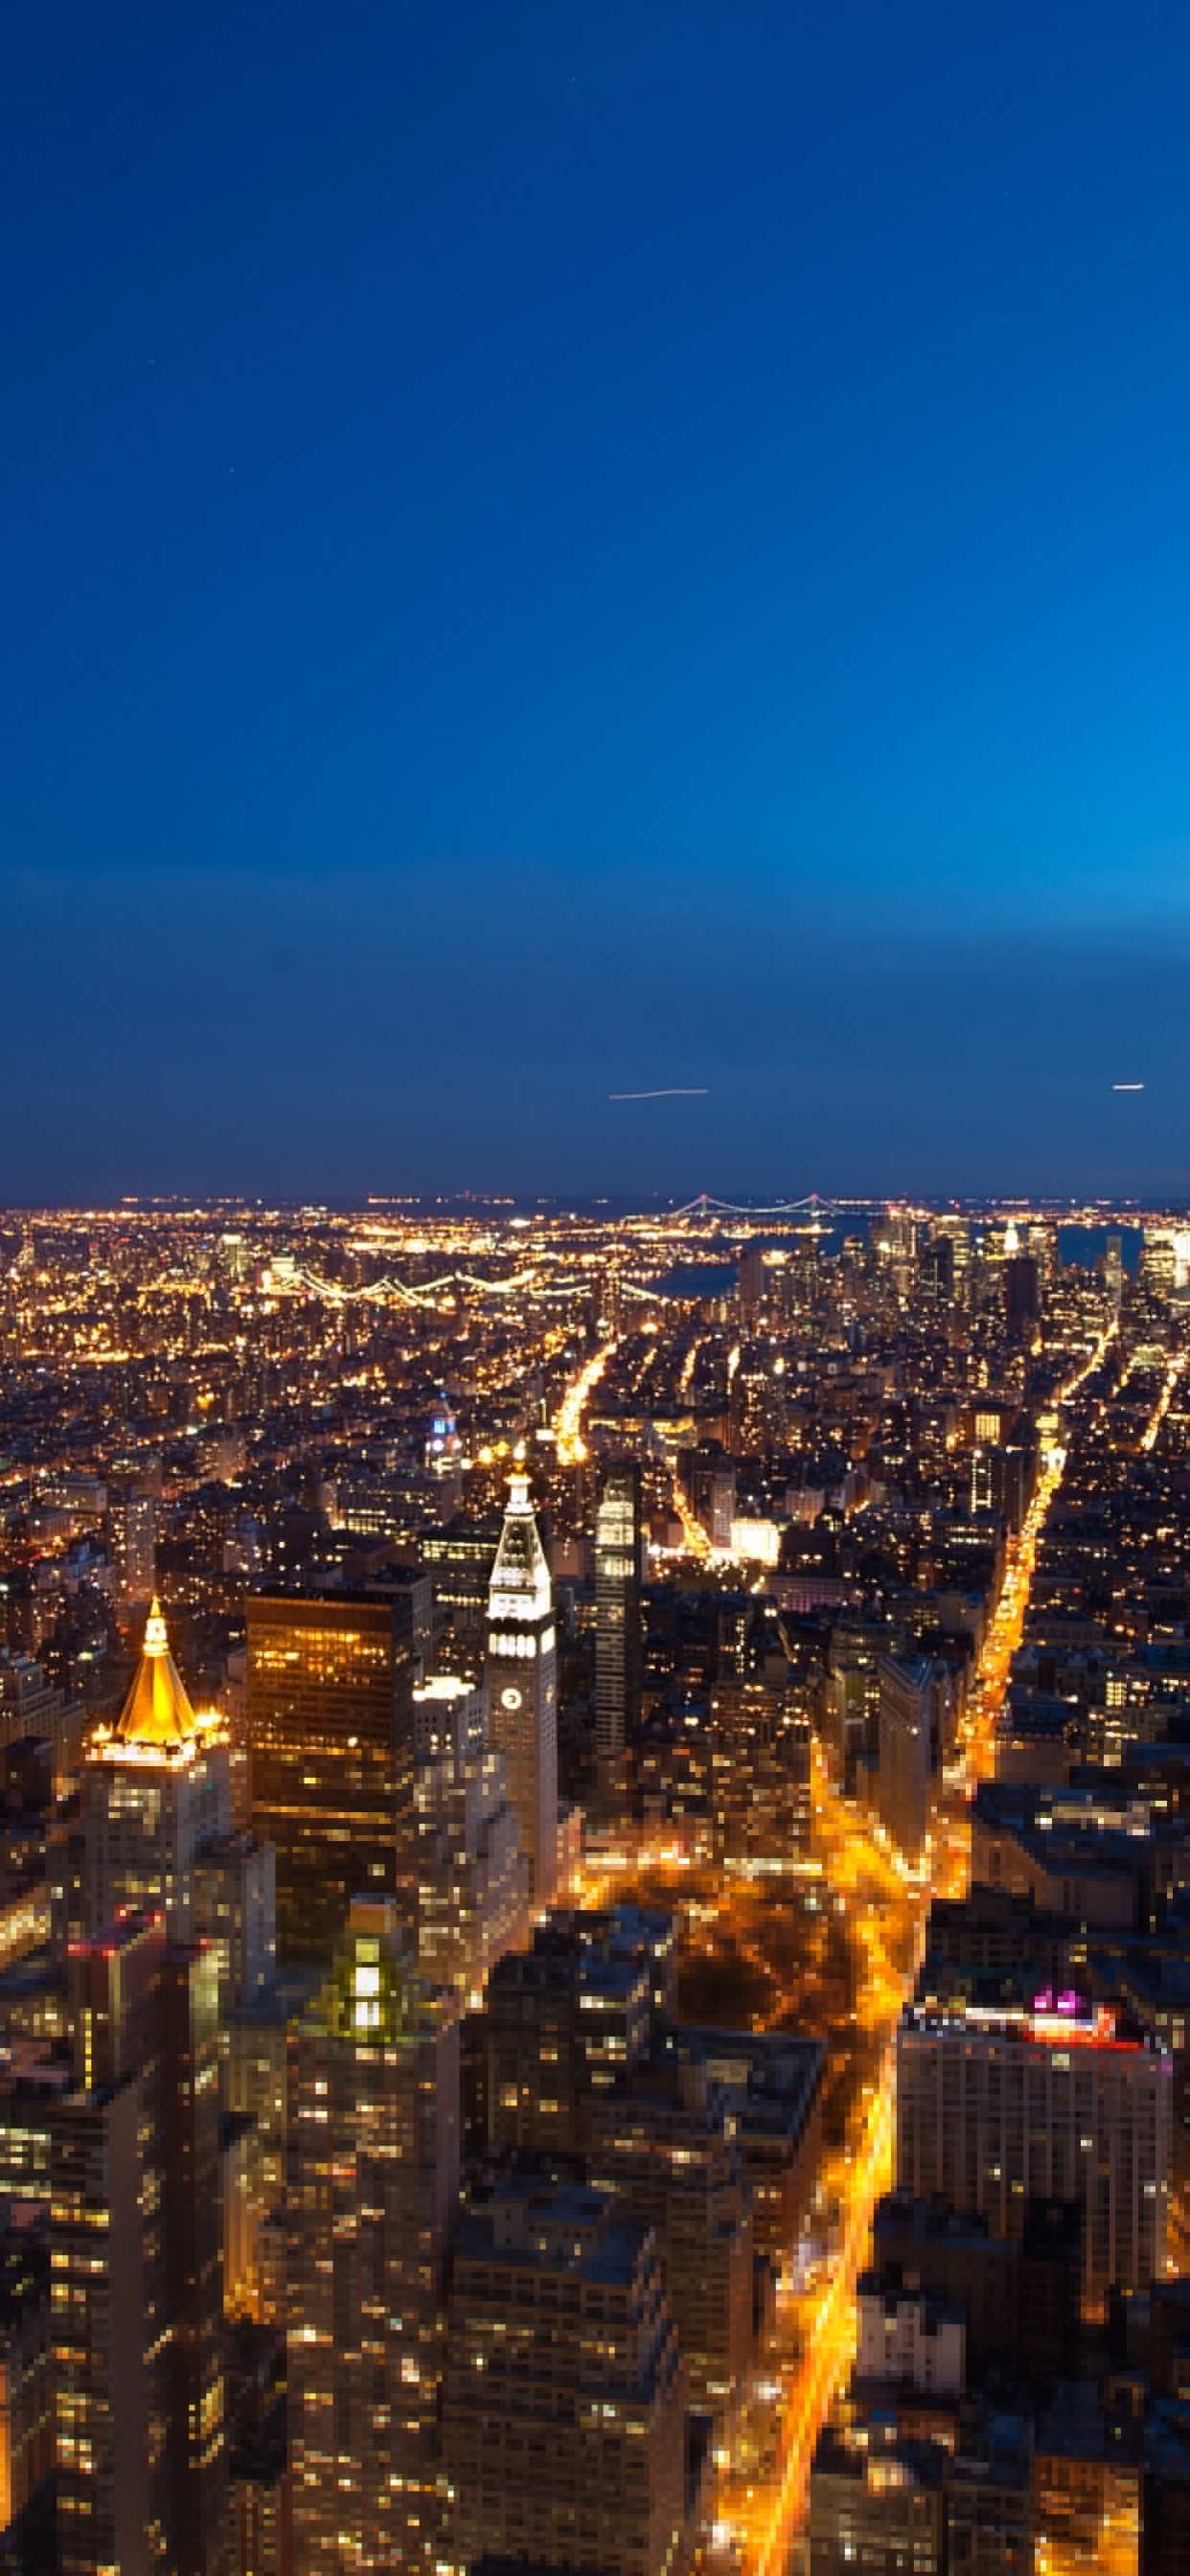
485,1472,558,1907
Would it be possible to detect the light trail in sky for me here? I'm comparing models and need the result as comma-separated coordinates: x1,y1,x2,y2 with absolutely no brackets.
608,1087,709,1100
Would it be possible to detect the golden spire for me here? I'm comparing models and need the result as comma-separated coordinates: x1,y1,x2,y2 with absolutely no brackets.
115,1596,198,1748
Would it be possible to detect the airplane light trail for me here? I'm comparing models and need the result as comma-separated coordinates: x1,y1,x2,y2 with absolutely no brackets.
1112,1081,1145,1092
608,1087,709,1100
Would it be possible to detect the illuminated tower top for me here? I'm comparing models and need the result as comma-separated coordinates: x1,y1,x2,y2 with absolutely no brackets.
486,1473,558,1907
114,1595,201,1750
84,1598,231,1939
488,1471,553,1624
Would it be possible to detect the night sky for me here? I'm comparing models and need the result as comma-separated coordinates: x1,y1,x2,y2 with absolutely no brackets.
5,2,1190,1203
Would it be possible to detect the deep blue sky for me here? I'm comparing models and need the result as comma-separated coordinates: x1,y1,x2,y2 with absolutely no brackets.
4,1,1190,1202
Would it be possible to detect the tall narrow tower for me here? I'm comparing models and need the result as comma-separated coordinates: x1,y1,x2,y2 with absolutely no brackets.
485,1473,558,1907
595,1460,642,1812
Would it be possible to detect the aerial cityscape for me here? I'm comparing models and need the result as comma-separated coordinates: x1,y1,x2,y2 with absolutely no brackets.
7,2,1190,2571
0,1195,1188,2570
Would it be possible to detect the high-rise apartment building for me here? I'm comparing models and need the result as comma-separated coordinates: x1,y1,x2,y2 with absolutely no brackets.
443,2177,693,2576
287,1898,460,2576
484,1475,558,1907
595,1460,643,1810
897,1994,1171,2317
246,1592,418,1958
106,1467,157,1615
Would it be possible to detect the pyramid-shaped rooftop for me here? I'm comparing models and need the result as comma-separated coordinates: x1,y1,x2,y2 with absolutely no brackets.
116,1598,199,1748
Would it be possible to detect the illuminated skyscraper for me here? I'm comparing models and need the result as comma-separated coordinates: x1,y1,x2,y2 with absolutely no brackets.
106,1467,157,1615
737,1242,766,1319
412,1675,528,2006
484,1475,558,1907
287,1898,459,2576
595,1460,642,1811
53,1911,226,2576
82,1598,232,1940
246,1593,418,1959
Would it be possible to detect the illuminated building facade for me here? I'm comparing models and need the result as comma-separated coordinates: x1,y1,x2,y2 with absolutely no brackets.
424,1392,464,1511
413,1674,528,2007
595,1460,643,1810
808,2420,946,2576
669,2028,826,2261
709,1676,812,1868
484,1475,558,1907
246,1593,418,1958
106,1467,157,1614
287,1898,459,2576
81,1598,232,1941
193,1828,276,2016
443,2177,693,2576
587,2051,754,2420
488,1919,652,2161
53,1910,226,2576
420,1524,501,1668
0,2219,52,2544
855,2277,965,2393
897,1996,1171,2316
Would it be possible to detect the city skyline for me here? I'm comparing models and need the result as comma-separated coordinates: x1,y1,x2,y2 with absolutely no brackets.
7,10,1190,2569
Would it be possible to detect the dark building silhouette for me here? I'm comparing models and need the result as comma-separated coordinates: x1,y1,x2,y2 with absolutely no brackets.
1004,1254,1040,1337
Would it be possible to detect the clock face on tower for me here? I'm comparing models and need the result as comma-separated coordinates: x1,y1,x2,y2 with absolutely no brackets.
500,1685,523,1712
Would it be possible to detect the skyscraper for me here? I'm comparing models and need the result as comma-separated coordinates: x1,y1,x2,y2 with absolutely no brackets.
53,1911,226,2576
82,1598,232,1940
595,1459,642,1811
246,1592,419,1958
106,1466,157,1617
1004,1253,1040,1338
484,1474,558,1908
412,1673,528,2005
287,1898,460,2576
